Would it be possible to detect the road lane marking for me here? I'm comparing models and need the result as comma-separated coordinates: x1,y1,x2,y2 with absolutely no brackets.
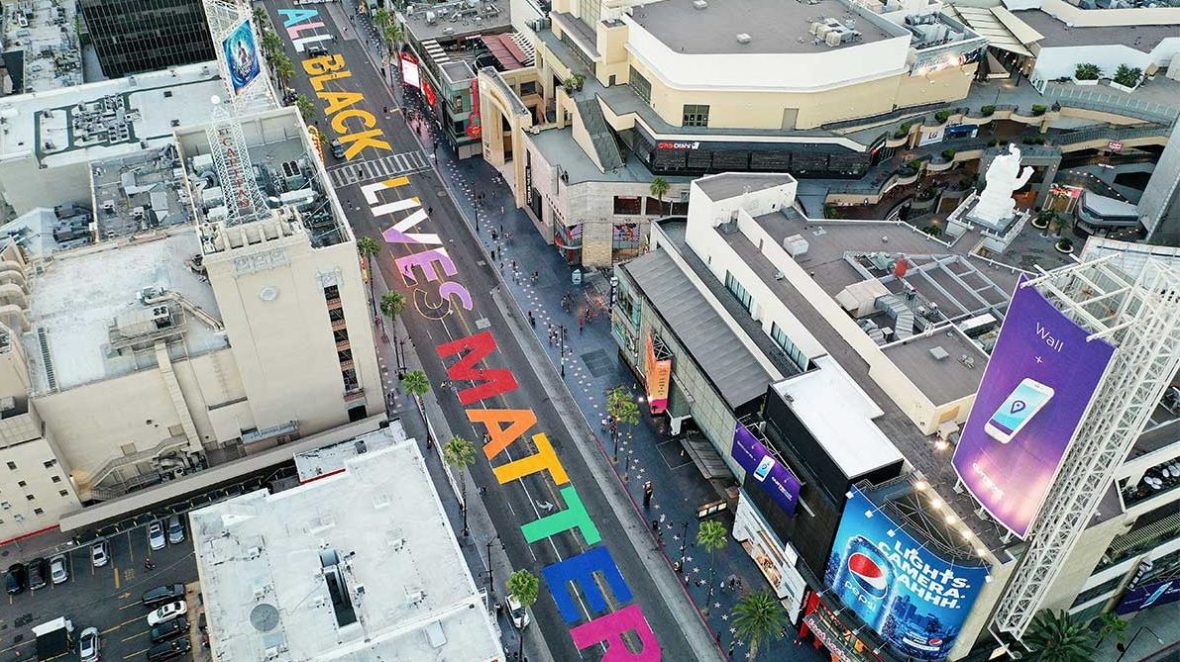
102,613,146,635
114,567,121,590
122,630,149,642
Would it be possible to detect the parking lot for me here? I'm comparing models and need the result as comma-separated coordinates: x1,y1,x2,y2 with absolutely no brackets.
0,521,199,661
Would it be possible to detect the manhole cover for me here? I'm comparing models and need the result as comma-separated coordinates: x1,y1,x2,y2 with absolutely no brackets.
250,603,280,632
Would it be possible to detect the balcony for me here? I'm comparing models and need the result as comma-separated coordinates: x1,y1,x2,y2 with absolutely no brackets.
343,388,366,403
331,318,348,332
335,339,351,352
326,298,343,311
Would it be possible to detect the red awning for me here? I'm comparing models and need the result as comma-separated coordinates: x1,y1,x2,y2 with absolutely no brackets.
480,34,524,71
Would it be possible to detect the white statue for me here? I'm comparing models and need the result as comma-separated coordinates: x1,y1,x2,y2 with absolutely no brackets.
972,144,1035,224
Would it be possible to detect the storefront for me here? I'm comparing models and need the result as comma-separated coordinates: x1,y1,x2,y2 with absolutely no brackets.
800,595,890,662
733,491,808,622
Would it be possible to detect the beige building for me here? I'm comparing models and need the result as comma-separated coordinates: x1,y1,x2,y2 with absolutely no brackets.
0,106,384,543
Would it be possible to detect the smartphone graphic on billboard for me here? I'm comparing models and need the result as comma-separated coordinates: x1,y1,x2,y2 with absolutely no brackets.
752,456,776,482
985,378,1054,444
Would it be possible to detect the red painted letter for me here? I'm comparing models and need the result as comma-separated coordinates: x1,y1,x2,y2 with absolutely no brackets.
435,331,518,405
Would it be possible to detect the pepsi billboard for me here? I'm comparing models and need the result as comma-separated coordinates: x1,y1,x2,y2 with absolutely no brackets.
952,278,1116,538
731,422,802,517
824,486,989,660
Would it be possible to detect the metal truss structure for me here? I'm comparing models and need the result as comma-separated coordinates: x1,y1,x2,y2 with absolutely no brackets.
992,257,1180,641
203,0,275,114
205,100,271,227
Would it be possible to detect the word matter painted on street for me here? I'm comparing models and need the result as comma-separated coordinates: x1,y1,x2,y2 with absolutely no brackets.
368,176,661,659
280,9,392,160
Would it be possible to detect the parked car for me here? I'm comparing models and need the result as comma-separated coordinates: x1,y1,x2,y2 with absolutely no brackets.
146,637,191,661
148,521,166,551
91,541,109,568
166,515,185,545
146,600,187,626
505,593,531,629
4,563,26,595
78,626,100,662
141,584,186,607
27,558,48,591
49,555,68,585
149,616,188,643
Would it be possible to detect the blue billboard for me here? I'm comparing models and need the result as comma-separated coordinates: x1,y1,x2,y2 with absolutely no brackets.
952,278,1115,538
732,422,802,517
824,486,989,660
223,21,261,94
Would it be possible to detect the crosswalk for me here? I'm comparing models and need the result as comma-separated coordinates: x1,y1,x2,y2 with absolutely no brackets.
326,151,429,188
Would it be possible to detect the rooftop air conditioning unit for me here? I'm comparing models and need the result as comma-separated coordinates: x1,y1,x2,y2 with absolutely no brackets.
693,0,708,7
825,31,843,47
736,33,751,44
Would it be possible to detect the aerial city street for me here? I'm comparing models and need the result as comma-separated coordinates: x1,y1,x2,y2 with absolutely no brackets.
0,0,1178,660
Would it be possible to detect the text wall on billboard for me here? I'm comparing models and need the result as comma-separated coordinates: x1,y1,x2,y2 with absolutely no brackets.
952,278,1115,538
823,487,989,660
224,21,261,94
1115,553,1180,615
731,423,801,517
643,334,671,414
400,51,421,89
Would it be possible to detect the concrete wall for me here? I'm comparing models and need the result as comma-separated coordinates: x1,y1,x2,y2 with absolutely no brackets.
0,156,91,217
1031,41,1180,80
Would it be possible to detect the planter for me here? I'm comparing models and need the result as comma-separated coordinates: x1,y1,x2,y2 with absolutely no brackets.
1108,80,1139,93
1055,238,1074,254
1072,77,1099,86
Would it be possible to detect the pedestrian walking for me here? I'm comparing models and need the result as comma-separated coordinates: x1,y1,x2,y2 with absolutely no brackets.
642,481,654,508
578,317,585,334
527,310,535,327
491,229,498,242
491,248,497,261
511,259,517,272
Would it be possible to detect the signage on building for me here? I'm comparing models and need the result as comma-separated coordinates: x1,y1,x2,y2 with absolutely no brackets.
823,486,989,660
422,77,438,108
400,51,421,89
945,123,978,140
643,334,671,414
952,277,1116,538
1115,553,1180,615
1107,140,1124,153
466,80,482,139
910,45,984,77
223,21,262,94
656,141,701,151
731,423,801,517
216,126,254,218
918,125,946,147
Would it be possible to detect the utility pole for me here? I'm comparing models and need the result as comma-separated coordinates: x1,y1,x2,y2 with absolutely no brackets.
485,535,498,611
560,324,567,378
679,520,690,565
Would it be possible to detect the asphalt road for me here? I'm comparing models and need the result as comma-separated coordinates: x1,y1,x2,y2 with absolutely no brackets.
0,521,198,661
262,3,714,659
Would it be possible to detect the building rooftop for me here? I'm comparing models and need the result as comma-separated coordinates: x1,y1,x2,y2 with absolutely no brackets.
293,425,407,483
23,228,225,393
528,126,693,185
0,206,91,258
881,327,990,403
400,0,512,43
191,430,501,662
0,61,222,167
628,0,905,55
696,172,797,202
91,146,192,241
1012,9,1179,48
0,0,83,93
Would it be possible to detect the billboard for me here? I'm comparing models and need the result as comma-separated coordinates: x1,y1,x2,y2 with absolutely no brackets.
466,79,482,139
643,334,671,414
1115,554,1180,615
731,423,801,517
400,52,421,89
824,486,989,660
223,21,261,94
952,278,1115,537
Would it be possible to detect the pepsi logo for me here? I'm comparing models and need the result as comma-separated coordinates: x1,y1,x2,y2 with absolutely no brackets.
847,552,890,597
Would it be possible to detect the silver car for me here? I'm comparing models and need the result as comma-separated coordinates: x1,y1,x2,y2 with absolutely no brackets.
91,541,109,568
49,555,68,585
148,521,166,551
166,515,185,545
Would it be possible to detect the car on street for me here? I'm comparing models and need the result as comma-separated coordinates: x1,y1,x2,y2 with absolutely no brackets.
146,600,187,626
305,44,327,59
78,626,100,662
146,637,191,661
330,138,345,160
142,583,186,607
166,514,185,544
91,541,109,568
148,521,166,550
505,593,531,629
4,563,26,594
49,555,68,584
27,557,49,591
149,616,188,643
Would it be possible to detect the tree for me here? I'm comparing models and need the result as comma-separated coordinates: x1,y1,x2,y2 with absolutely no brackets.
507,570,540,660
696,520,728,615
649,176,670,216
380,290,407,368
383,22,404,57
731,591,787,659
402,369,431,399
261,30,283,61
443,436,477,536
271,52,295,88
1074,63,1101,80
1023,610,1095,662
252,5,269,30
1113,64,1142,88
296,94,317,125
606,386,640,462
356,236,381,314
1094,611,1127,648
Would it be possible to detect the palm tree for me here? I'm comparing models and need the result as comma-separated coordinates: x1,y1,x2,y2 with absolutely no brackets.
507,570,540,660
296,94,317,125
606,386,639,462
443,436,477,536
1023,610,1095,662
261,30,283,61
356,236,381,315
402,369,431,404
383,22,404,57
380,290,407,368
696,520,728,615
252,5,269,30
271,52,295,89
649,176,670,216
1094,611,1127,648
731,591,787,659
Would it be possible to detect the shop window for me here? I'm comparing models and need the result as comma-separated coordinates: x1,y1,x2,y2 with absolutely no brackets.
629,66,651,104
51,475,62,483
613,196,642,215
670,200,689,215
519,81,537,96
682,104,710,128
612,223,641,250
646,197,670,216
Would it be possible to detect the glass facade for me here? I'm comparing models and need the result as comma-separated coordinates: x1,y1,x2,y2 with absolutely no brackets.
770,322,810,372
682,104,710,128
629,66,651,104
725,271,754,315
80,0,215,78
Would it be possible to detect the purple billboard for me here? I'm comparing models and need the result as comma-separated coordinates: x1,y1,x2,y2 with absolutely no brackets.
732,423,802,516
952,278,1115,538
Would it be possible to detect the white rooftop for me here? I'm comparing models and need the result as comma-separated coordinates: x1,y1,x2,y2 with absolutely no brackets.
0,61,222,167
293,423,407,482
22,228,225,393
1,0,83,93
191,430,503,662
773,355,904,479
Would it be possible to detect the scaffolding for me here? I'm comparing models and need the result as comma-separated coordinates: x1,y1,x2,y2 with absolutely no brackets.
991,257,1180,642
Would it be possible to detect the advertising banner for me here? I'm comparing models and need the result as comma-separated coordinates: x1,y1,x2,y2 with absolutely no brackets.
952,278,1115,538
824,487,989,660
1116,578,1180,615
223,21,261,94
643,334,671,414
400,52,421,89
466,80,482,139
731,423,801,517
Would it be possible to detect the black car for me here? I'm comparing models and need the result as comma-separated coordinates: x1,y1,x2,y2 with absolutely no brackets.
141,583,186,607
146,637,191,661
27,558,48,591
4,563,26,594
149,617,188,643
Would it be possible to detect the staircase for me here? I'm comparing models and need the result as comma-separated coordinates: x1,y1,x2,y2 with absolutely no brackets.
875,294,915,340
575,98,624,171
79,437,187,495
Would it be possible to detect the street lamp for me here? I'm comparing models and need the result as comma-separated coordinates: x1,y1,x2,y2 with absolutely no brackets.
484,535,499,611
1115,626,1164,662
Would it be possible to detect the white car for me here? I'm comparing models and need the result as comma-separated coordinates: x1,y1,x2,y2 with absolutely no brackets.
148,521,166,551
78,626,100,662
147,600,187,626
505,594,530,629
49,555,68,585
91,541,109,568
